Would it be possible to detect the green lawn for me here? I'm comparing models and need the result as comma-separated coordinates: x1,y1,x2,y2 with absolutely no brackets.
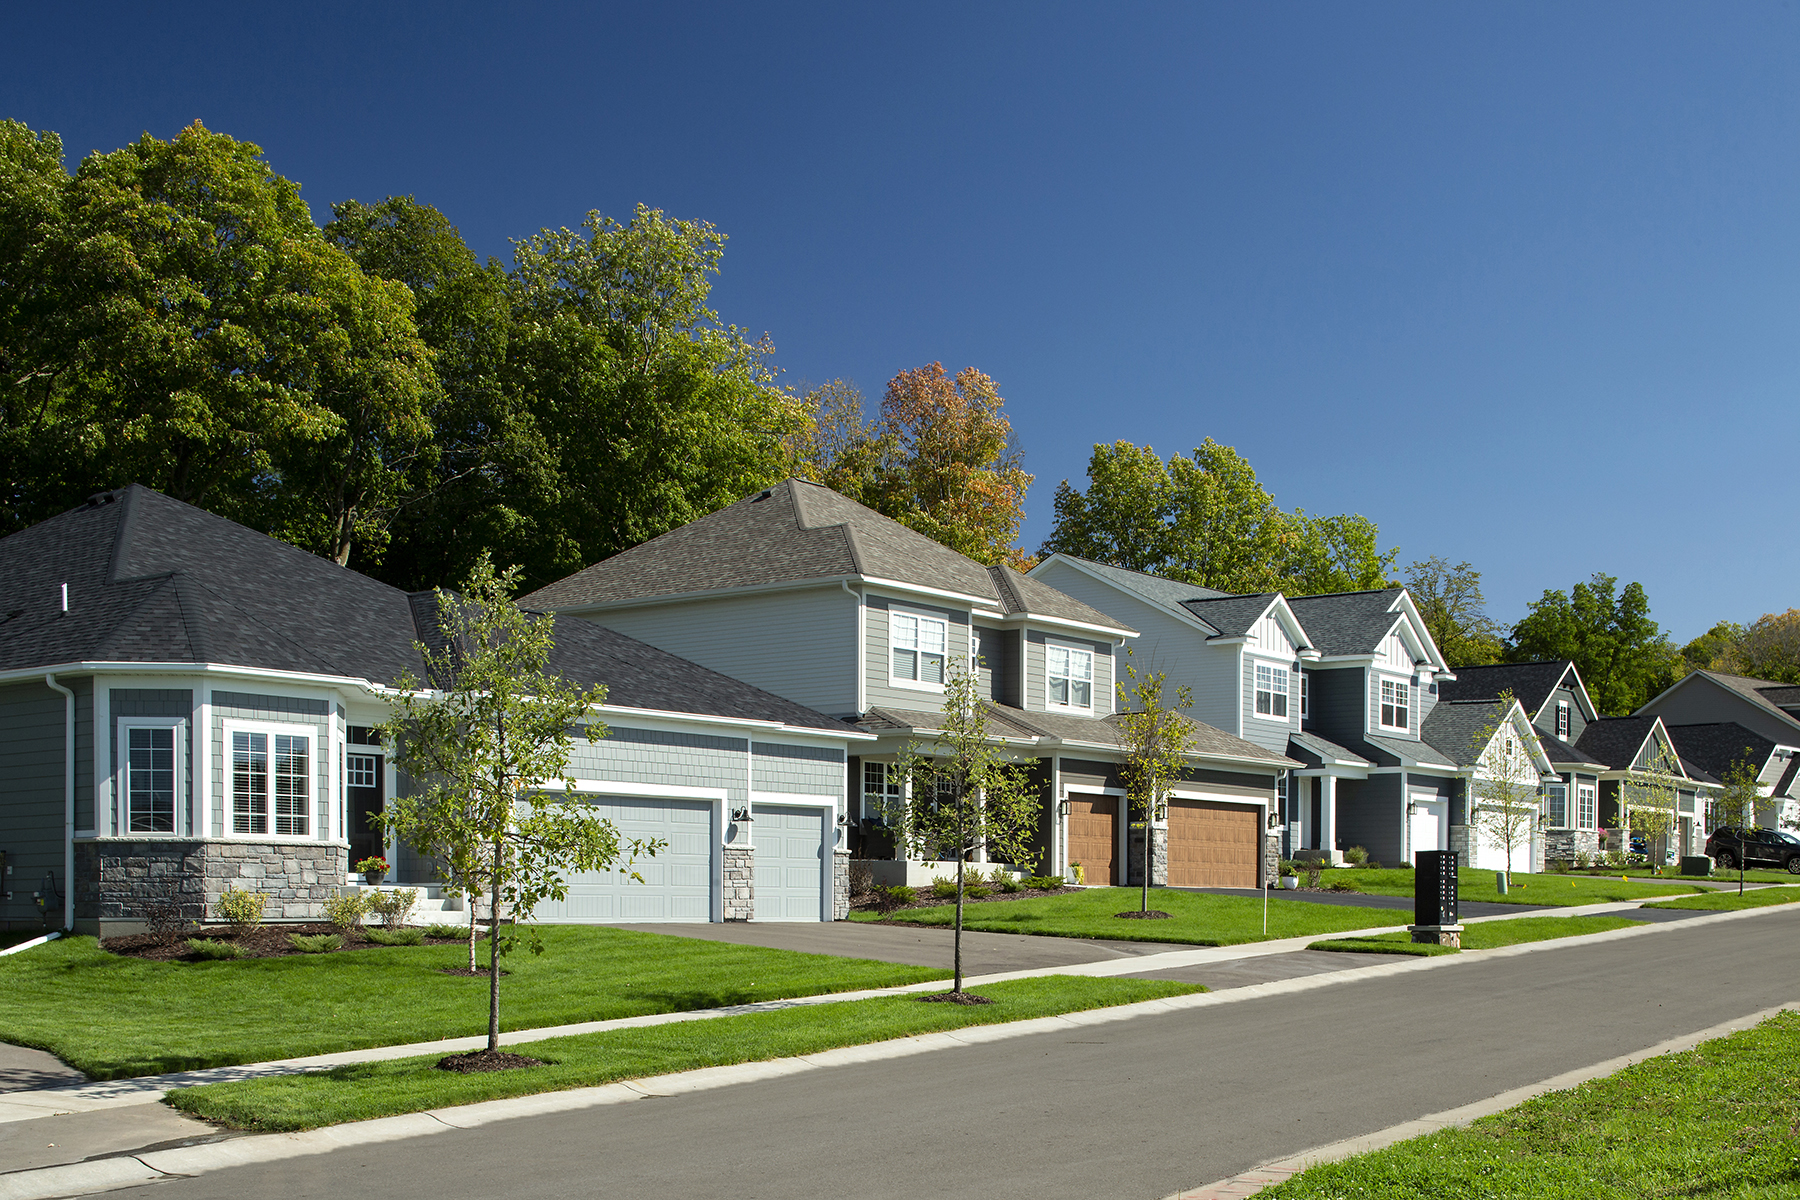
852,887,1406,945
168,975,1198,1131
1261,1009,1800,1199
1642,886,1800,911
1594,866,1797,885
1322,867,1701,907
1310,915,1646,957
0,928,945,1079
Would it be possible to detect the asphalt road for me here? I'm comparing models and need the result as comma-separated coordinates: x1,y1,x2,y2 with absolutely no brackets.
132,908,1800,1200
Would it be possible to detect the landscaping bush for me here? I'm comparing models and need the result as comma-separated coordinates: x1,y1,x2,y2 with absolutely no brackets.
367,888,419,930
1025,875,1063,890
876,884,917,913
846,860,876,899
1303,861,1325,889
140,878,195,944
423,924,466,940
187,938,243,961
930,877,959,900
214,886,267,932
993,871,1023,894
364,927,425,946
288,933,342,954
1326,877,1360,893
1574,849,1596,869
963,882,991,899
323,890,369,935
1343,845,1369,867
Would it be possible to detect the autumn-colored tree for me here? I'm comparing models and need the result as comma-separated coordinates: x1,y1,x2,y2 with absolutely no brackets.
800,364,1032,567
1679,620,1745,676
1720,610,1800,684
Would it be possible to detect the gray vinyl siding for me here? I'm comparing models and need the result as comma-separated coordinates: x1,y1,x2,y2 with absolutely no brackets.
1336,774,1404,866
865,594,970,713
1025,630,1115,717
571,727,748,808
1536,686,1589,743
1304,667,1365,746
1417,681,1438,728
1368,671,1419,741
1029,559,1233,733
1026,758,1055,877
585,586,860,717
1061,759,1126,793
0,681,70,926
1639,677,1800,746
976,626,1019,706
1240,655,1299,754
752,741,847,819
210,691,332,841
1181,766,1281,795
73,678,93,831
110,689,195,837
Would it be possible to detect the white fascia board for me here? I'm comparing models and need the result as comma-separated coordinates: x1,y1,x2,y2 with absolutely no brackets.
1390,590,1450,671
1369,764,1458,778
1315,654,1377,665
0,660,386,699
1266,595,1315,654
1210,635,1250,646
585,702,876,745
1032,556,1220,636
982,611,1140,640
1293,765,1373,780
855,576,998,608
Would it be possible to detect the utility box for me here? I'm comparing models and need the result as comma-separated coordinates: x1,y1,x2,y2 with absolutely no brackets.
1410,849,1462,947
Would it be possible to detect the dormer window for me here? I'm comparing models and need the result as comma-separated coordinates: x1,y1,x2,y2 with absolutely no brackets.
1255,664,1289,719
1047,643,1093,709
891,612,947,686
1379,678,1410,731
1556,700,1570,740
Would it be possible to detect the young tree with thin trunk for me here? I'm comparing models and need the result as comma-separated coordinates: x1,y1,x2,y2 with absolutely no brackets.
1114,649,1196,914
1712,753,1762,897
1626,741,1683,871
380,554,659,1053
1467,692,1542,885
882,664,1038,998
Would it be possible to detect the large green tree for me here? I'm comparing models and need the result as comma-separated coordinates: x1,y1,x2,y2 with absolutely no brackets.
1406,556,1504,667
1506,573,1672,715
1040,439,1395,595
1720,610,1800,684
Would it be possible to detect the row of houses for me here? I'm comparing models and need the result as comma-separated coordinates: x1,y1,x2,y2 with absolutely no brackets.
3,480,1795,934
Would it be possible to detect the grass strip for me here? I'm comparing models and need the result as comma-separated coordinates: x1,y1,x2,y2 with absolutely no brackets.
0,927,945,1079
853,887,1405,945
1320,867,1701,907
1310,915,1645,957
167,975,1200,1131
1260,1008,1800,1199
1642,886,1800,911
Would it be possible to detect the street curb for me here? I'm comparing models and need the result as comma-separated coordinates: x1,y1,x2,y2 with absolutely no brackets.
1165,998,1800,1199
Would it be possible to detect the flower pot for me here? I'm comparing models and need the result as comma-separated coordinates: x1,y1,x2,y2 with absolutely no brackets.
365,871,385,886
1280,876,1299,889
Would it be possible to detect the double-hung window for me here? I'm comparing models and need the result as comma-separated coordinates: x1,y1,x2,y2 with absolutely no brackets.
1379,678,1410,731
891,611,948,686
1300,673,1310,720
1255,664,1289,719
862,761,904,821
1547,783,1568,827
1556,700,1571,740
1577,784,1597,829
121,720,182,835
230,725,313,837
1047,643,1094,709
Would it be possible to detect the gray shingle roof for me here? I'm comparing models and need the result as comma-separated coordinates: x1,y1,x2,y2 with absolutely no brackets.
522,481,1131,633
1420,699,1514,768
1287,730,1373,769
1180,593,1281,639
1436,662,1573,716
1358,732,1459,769
1682,672,1800,732
0,486,858,732
1574,717,1662,771
1534,729,1606,768
1040,556,1232,630
857,702,1298,768
1663,723,1775,783
1284,590,1407,656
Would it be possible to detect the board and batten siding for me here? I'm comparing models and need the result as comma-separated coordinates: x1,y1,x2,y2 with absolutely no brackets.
864,593,970,713
110,689,195,837
1023,630,1115,717
0,680,72,927
583,586,860,717
1239,653,1299,754
209,691,332,840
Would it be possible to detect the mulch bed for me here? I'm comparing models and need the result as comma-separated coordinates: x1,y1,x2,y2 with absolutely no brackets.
101,924,463,962
436,1049,544,1073
1114,910,1171,919
850,884,1081,919
918,991,995,1005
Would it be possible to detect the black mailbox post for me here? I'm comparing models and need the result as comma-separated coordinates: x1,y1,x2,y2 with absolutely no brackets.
1411,849,1461,946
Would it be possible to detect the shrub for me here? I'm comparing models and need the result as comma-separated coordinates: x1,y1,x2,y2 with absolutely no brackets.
367,887,419,930
1604,849,1628,868
140,878,195,944
994,872,1023,894
1574,849,1596,869
423,923,466,939
876,884,917,913
1025,875,1063,890
963,882,991,899
288,933,342,953
1303,861,1325,889
364,927,426,946
323,890,369,934
186,938,242,961
1326,878,1360,893
846,860,876,899
930,877,959,900
214,886,267,932
1342,846,1369,867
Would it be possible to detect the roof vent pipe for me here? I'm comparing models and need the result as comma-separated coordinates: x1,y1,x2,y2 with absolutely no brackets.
60,583,67,613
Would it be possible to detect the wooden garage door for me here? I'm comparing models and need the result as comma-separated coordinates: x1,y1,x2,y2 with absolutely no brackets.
1167,799,1258,888
1067,795,1118,886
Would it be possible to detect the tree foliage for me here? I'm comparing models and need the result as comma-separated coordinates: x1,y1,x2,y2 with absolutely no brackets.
1506,573,1673,716
379,554,655,1048
1712,752,1763,895
1718,609,1800,684
880,665,1039,995
799,365,1032,567
1039,440,1395,595
1624,736,1683,868
1406,556,1504,667
1114,649,1196,913
1679,620,1747,677
1466,694,1542,884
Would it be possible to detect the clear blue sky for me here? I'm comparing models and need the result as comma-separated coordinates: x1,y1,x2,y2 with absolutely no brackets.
8,2,1797,643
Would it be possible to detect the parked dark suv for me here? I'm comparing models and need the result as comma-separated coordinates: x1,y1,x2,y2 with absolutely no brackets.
1706,827,1800,873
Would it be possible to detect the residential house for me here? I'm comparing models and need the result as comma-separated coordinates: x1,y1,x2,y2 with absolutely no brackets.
1027,556,1461,868
1662,723,1800,835
0,486,866,934
523,480,1299,890
1417,691,1559,874
1638,671,1800,831
1566,716,1714,863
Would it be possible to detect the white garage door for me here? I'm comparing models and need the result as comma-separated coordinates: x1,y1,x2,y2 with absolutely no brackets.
754,804,827,922
535,797,715,923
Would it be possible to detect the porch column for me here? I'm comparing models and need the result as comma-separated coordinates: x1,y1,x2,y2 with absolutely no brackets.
1320,775,1339,863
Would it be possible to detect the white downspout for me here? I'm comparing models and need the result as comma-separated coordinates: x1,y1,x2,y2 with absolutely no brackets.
45,674,75,931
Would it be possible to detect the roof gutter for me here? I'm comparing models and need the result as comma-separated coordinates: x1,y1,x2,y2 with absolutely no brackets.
44,674,74,932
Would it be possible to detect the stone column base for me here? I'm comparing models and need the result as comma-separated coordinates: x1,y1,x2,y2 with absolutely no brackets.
1409,923,1463,948
722,844,754,921
832,848,850,920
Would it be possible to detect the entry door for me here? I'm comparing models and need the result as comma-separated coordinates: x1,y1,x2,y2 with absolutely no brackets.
346,750,385,869
1409,798,1445,865
1066,795,1119,885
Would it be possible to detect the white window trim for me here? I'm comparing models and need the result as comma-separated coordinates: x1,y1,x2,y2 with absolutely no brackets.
1377,676,1411,732
889,609,950,692
1252,660,1291,722
1300,673,1310,720
1556,700,1571,741
1546,782,1570,829
1577,783,1598,830
222,718,323,842
118,717,186,838
1045,640,1096,713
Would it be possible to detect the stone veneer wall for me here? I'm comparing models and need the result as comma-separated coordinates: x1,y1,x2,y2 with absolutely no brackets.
74,839,346,932
1262,832,1280,887
832,848,850,920
1543,829,1602,866
1125,825,1169,888
722,844,754,920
